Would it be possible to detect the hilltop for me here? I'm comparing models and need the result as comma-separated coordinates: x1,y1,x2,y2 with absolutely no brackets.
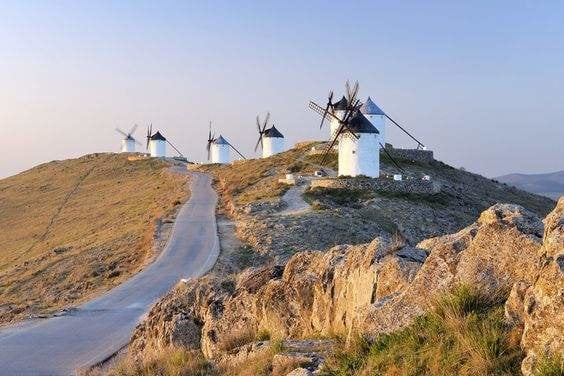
0,153,188,324
497,170,564,200
197,142,554,263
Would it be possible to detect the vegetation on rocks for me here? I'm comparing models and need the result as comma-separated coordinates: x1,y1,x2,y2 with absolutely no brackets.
0,153,188,324
322,286,523,376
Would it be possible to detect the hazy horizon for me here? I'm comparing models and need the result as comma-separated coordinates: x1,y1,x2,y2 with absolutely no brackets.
1,1,563,179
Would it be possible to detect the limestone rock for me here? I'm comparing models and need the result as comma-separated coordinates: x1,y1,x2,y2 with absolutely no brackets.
520,198,564,375
360,203,544,336
286,368,312,376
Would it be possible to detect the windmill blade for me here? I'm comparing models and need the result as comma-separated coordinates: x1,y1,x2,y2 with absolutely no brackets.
309,101,341,123
345,80,359,103
320,124,344,165
115,128,128,137
319,90,334,129
384,114,425,148
254,135,263,152
263,112,270,129
227,141,246,160
145,125,152,149
350,81,359,102
256,115,262,132
165,138,184,157
380,142,405,172
128,124,138,136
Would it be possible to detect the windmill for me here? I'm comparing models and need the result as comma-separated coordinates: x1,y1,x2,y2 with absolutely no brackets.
145,124,185,159
309,80,395,178
254,112,285,158
115,124,141,153
206,122,246,164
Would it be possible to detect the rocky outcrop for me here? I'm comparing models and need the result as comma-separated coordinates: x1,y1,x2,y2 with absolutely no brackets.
360,203,544,336
130,203,557,365
130,235,426,358
503,198,563,375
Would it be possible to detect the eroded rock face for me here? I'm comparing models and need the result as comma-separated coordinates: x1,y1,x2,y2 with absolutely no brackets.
130,203,562,366
519,198,564,375
130,236,426,358
360,203,544,336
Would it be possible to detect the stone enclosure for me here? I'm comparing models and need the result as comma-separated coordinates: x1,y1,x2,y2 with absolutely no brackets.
310,176,441,195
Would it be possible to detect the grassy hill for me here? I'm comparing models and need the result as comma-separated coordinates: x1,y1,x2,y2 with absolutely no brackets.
0,153,188,324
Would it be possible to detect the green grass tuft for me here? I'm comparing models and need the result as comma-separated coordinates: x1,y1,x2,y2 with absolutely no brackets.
321,285,523,376
534,354,564,376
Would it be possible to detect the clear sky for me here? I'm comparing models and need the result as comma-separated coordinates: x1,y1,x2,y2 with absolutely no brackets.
1,1,563,178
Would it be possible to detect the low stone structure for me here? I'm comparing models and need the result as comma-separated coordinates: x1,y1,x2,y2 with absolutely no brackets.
385,145,434,164
310,176,441,195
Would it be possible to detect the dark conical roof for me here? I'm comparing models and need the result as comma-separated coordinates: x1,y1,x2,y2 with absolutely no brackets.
214,135,229,145
332,96,348,111
360,96,386,115
264,125,284,138
150,131,166,141
347,112,379,134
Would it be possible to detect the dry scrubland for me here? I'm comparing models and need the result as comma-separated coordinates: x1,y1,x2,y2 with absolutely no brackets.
0,153,188,324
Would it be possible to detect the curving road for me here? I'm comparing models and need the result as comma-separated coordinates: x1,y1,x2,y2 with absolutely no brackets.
0,172,219,376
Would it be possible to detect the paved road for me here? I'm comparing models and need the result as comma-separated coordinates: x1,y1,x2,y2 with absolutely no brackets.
0,172,219,376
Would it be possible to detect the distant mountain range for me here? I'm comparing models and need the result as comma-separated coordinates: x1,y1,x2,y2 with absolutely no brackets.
496,170,564,200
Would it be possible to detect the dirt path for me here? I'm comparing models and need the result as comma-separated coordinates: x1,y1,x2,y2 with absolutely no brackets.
277,181,311,216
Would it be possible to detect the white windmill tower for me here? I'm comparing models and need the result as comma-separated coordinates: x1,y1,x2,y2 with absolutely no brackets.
145,124,185,158
254,113,285,158
206,122,246,164
115,124,141,153
361,97,386,146
337,112,380,177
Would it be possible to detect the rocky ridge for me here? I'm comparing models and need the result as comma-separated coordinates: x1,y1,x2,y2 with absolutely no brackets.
129,200,563,374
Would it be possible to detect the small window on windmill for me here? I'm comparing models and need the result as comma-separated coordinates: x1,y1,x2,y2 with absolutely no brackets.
352,150,356,154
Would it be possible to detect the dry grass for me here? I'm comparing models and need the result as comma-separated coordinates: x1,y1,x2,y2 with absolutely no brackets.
85,347,217,376
196,142,323,207
0,153,188,324
217,327,258,352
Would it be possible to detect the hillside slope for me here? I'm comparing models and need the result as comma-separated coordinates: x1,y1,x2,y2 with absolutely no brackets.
0,153,188,324
497,170,564,199
198,142,554,262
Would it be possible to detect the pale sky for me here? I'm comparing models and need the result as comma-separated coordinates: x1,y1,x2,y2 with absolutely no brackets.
1,1,563,179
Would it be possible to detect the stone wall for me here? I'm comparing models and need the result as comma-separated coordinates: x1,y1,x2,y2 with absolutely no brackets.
384,146,434,164
310,177,441,195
